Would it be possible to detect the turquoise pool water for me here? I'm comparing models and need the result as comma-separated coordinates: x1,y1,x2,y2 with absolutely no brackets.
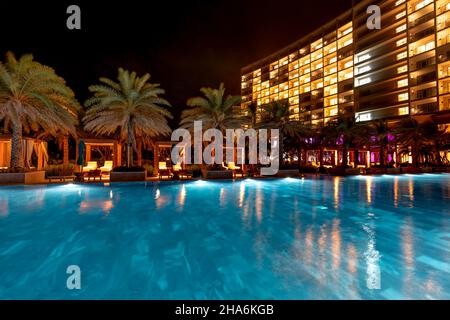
0,175,449,299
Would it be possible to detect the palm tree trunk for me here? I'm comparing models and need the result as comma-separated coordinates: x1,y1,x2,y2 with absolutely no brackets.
127,123,133,167
11,122,24,168
319,146,323,167
412,143,419,168
342,142,349,168
379,142,385,167
127,140,132,167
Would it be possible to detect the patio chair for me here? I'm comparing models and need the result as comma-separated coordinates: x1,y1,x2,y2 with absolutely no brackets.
172,163,192,180
100,161,113,173
83,161,98,173
224,162,244,178
158,162,173,180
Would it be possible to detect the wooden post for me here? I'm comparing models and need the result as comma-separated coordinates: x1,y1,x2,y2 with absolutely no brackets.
153,144,159,176
86,144,91,162
117,144,122,167
63,136,69,165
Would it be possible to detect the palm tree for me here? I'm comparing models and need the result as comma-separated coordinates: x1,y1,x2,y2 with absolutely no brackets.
395,117,437,167
324,115,368,167
0,52,80,168
83,68,172,167
180,83,242,133
243,102,258,129
259,100,308,165
369,119,390,167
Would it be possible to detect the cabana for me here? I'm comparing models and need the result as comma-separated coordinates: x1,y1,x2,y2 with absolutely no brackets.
0,135,48,170
74,138,122,170
153,141,179,177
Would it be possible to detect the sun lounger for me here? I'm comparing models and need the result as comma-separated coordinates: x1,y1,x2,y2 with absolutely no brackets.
100,161,113,173
158,162,173,180
83,161,98,173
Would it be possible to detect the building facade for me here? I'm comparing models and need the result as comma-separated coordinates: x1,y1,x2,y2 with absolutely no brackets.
241,0,450,128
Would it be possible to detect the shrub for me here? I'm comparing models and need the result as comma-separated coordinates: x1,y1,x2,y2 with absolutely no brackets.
188,164,202,178
0,167,35,173
143,163,153,176
45,164,74,177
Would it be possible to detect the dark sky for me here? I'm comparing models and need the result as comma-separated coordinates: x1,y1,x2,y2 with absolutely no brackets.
0,0,352,126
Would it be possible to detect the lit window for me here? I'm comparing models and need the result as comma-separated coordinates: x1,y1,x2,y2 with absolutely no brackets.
356,54,371,63
342,27,353,36
343,39,353,47
398,65,408,73
396,24,407,33
356,77,371,86
344,61,353,68
396,11,406,19
329,108,338,116
415,0,433,11
330,57,337,63
395,0,406,6
398,92,409,101
358,66,371,74
396,38,407,47
415,41,435,55
397,51,408,60
358,113,372,121
330,98,338,105
398,107,409,115
398,79,408,87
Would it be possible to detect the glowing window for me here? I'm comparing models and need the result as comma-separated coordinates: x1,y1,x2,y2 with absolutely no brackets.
329,108,338,116
398,93,409,101
356,77,371,86
398,107,409,115
359,113,372,121
397,51,408,60
396,38,407,47
395,0,406,5
396,24,407,33
358,66,371,74
356,54,371,63
398,79,408,87
398,65,408,73
415,0,433,11
396,11,406,19
344,61,353,68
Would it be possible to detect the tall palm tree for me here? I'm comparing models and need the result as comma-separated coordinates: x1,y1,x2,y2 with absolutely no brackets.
83,68,172,167
324,115,368,167
369,119,390,167
0,52,80,168
259,100,307,165
180,83,242,133
395,117,437,167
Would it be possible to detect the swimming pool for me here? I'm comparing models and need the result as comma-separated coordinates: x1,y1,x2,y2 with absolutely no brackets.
0,175,449,299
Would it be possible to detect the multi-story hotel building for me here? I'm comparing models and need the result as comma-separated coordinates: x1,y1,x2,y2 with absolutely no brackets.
241,0,450,128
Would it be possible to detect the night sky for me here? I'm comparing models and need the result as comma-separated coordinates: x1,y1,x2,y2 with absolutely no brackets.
1,0,352,126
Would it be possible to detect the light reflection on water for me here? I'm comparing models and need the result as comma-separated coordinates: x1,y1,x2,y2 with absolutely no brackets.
0,175,449,299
